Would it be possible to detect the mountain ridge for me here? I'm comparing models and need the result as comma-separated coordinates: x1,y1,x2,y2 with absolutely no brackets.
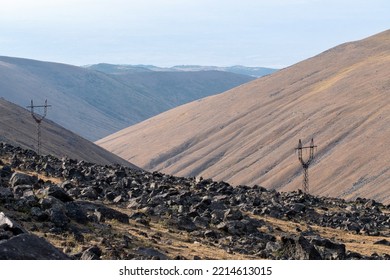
84,63,278,77
0,56,256,140
97,29,390,203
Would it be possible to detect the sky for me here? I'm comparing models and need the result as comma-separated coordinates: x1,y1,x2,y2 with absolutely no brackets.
0,0,389,68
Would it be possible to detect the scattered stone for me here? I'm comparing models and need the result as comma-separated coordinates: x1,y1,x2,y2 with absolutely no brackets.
81,246,102,260
113,195,123,203
136,247,169,260
374,239,390,246
176,216,198,232
9,172,37,187
224,209,243,221
279,235,322,260
1,165,12,177
204,230,220,239
265,241,282,252
46,184,73,202
80,186,98,200
30,207,49,222
12,184,33,198
65,202,89,224
310,236,346,259
0,187,13,199
0,212,27,236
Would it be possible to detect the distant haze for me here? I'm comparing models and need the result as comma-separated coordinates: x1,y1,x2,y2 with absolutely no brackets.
0,0,389,67
84,64,277,77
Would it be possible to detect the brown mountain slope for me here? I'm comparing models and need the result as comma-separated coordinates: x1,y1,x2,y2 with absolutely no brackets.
0,98,137,168
97,30,390,203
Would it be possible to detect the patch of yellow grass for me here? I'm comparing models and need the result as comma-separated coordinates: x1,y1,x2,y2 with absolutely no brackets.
0,156,63,185
313,54,390,94
24,170,63,185
260,215,390,256
108,209,259,260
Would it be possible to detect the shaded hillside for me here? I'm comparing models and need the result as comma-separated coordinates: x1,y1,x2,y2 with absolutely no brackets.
0,56,255,140
109,71,255,109
0,98,136,167
97,30,390,203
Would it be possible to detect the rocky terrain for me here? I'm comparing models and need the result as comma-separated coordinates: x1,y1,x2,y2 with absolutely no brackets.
1,142,389,260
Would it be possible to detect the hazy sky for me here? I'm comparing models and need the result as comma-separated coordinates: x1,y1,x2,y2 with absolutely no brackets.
0,0,388,68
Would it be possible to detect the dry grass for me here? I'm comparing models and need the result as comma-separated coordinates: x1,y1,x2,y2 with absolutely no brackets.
107,208,258,260
24,170,63,185
0,156,63,185
259,215,390,256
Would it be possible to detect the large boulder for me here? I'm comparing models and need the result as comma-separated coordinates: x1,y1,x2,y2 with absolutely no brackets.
81,246,102,260
0,212,27,236
310,236,346,260
0,212,70,260
45,184,74,202
9,172,37,187
0,233,70,260
279,235,322,260
136,247,169,260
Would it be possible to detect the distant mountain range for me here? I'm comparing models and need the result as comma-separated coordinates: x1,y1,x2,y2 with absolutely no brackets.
0,56,263,140
84,63,278,77
97,30,390,203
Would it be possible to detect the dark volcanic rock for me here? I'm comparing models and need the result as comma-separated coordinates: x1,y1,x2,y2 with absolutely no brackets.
81,246,102,260
136,247,169,260
374,239,390,246
65,202,89,224
30,207,49,222
48,203,70,228
80,186,99,200
0,212,27,236
223,209,243,221
0,212,69,260
9,172,37,187
279,235,322,260
46,184,74,202
310,236,346,259
167,216,198,231
204,230,220,239
0,187,13,199
12,184,33,199
75,201,129,224
174,216,198,232
0,233,71,260
1,165,12,177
